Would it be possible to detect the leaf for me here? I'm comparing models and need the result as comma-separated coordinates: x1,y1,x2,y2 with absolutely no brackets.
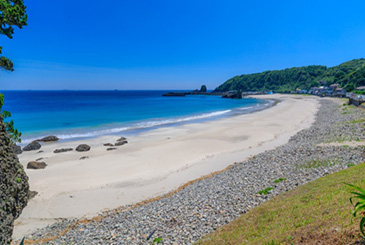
360,217,365,237
346,183,365,195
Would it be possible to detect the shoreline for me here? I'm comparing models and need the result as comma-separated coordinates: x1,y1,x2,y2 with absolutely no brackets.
18,97,273,146
14,94,320,239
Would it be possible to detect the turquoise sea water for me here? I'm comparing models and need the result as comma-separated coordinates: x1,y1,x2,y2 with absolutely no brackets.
1,90,272,144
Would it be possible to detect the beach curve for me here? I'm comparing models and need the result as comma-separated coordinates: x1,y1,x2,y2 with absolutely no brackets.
13,94,320,239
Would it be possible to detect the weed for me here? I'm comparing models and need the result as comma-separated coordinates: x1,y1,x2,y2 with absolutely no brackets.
152,237,163,244
274,178,287,183
258,187,274,195
347,163,355,168
16,178,21,183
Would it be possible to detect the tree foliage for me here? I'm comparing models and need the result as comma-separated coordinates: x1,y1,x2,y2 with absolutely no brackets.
0,0,27,39
214,59,365,93
0,0,27,142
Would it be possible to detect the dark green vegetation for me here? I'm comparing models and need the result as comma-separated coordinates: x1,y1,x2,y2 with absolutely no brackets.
0,0,27,142
347,184,365,237
197,163,365,245
215,58,365,93
0,0,27,71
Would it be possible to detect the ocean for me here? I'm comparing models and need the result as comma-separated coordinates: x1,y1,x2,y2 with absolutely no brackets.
0,90,272,144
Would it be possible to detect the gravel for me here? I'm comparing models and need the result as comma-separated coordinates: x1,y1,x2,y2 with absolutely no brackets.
22,99,365,244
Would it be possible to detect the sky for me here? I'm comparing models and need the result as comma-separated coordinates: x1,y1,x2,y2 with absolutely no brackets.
1,0,365,90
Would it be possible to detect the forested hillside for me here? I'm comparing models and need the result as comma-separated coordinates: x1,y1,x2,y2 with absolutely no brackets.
214,59,365,92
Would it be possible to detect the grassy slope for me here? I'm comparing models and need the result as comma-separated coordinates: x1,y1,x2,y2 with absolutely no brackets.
197,163,365,245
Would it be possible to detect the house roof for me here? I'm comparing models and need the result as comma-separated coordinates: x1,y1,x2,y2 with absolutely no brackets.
356,86,365,90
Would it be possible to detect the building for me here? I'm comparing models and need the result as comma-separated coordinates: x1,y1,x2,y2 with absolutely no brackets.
329,83,340,90
333,88,347,97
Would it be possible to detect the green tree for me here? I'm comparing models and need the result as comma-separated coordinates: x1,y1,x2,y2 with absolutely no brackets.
0,0,27,142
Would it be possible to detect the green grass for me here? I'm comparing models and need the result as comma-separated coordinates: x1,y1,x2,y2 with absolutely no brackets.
257,187,274,195
197,163,365,245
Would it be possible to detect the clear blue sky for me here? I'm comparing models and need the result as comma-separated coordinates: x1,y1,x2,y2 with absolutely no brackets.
1,0,365,90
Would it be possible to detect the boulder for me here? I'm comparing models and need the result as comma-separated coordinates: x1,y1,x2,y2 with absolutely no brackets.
12,145,22,155
0,117,29,244
23,141,41,151
103,143,114,146
107,147,117,151
79,156,89,160
116,137,127,142
76,144,91,152
37,135,59,142
28,190,38,200
115,140,128,146
54,148,73,153
27,161,47,170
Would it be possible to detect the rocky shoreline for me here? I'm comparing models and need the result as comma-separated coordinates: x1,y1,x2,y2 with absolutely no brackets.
21,99,364,244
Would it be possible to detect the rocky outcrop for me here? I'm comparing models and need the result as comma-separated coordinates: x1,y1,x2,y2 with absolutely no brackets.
37,135,59,142
0,116,29,244
23,141,41,151
54,148,73,153
76,144,91,152
27,161,47,170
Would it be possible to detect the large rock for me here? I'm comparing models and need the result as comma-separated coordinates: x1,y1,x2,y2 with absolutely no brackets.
23,141,41,151
0,116,29,244
76,144,91,152
54,148,73,153
117,137,127,142
115,140,128,146
27,161,47,169
37,135,59,142
12,145,22,155
115,137,128,146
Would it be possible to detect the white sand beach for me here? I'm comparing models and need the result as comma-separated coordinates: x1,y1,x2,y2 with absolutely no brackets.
13,94,320,239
